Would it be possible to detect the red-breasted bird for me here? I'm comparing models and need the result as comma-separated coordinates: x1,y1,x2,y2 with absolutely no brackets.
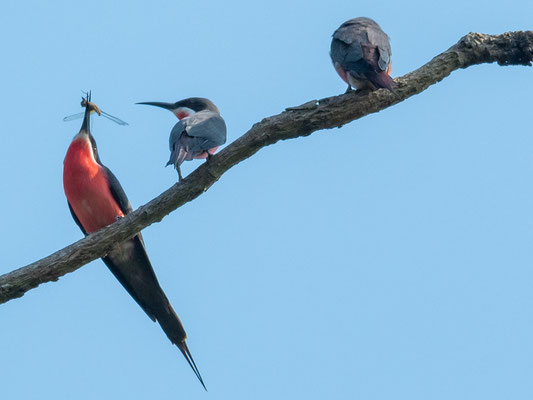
330,17,395,92
137,98,227,181
63,93,206,390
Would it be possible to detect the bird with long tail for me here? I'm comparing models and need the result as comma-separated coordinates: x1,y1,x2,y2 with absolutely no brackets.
63,92,206,390
330,17,395,92
137,97,227,181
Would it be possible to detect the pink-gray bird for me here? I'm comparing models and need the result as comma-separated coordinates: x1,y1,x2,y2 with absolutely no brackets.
330,17,395,92
137,98,227,181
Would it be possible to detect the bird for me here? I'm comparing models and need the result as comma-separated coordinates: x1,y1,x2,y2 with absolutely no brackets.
137,98,227,181
63,93,206,390
330,17,395,92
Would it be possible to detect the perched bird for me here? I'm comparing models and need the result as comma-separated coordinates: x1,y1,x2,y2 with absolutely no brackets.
137,98,227,181
330,17,395,92
63,93,206,390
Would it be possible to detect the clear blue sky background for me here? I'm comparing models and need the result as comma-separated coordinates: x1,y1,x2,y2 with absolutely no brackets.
1,1,532,399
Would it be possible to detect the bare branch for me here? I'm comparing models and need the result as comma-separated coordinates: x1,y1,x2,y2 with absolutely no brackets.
1,31,531,304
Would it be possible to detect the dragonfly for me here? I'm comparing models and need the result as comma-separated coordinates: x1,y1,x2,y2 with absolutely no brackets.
63,97,129,126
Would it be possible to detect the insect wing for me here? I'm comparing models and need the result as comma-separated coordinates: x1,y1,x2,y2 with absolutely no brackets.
62,112,85,122
101,111,129,126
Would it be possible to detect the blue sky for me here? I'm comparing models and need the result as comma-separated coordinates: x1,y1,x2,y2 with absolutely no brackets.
1,1,532,399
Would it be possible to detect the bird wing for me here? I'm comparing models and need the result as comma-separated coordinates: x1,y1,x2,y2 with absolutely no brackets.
331,19,391,73
366,25,391,71
331,23,368,75
99,170,194,380
331,36,364,68
101,236,161,323
169,120,187,151
332,20,367,45
102,166,134,215
167,120,189,167
185,111,227,149
66,163,158,321
98,165,165,321
167,112,227,167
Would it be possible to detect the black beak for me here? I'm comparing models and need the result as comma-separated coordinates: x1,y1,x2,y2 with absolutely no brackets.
80,92,92,134
136,101,175,111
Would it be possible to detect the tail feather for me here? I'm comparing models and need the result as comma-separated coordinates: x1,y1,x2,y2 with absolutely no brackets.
177,341,207,391
103,237,205,389
368,71,396,93
166,137,195,168
154,300,206,390
166,147,187,167
176,147,189,167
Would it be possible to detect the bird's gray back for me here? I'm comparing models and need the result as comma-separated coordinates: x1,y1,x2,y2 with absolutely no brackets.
168,111,227,162
331,17,391,72
186,111,227,149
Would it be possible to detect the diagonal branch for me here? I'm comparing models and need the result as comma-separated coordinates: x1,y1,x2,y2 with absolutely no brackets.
1,31,532,304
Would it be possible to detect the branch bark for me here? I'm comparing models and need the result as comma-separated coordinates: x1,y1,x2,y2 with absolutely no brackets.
1,31,532,304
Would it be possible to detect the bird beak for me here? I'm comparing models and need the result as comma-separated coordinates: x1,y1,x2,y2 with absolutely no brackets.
80,95,92,134
136,101,175,111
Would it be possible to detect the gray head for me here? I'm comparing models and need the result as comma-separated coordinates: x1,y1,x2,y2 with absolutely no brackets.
137,97,220,120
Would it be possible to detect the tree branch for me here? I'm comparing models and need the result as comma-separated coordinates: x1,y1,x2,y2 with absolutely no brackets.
1,31,531,304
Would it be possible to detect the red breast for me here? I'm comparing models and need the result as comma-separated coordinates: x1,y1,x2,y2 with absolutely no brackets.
63,135,124,233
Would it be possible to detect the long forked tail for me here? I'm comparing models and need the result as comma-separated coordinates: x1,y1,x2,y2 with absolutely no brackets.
177,341,207,391
102,234,205,389
155,299,207,390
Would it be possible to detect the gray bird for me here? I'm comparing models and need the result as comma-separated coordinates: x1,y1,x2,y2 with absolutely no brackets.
330,17,395,92
137,98,227,181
